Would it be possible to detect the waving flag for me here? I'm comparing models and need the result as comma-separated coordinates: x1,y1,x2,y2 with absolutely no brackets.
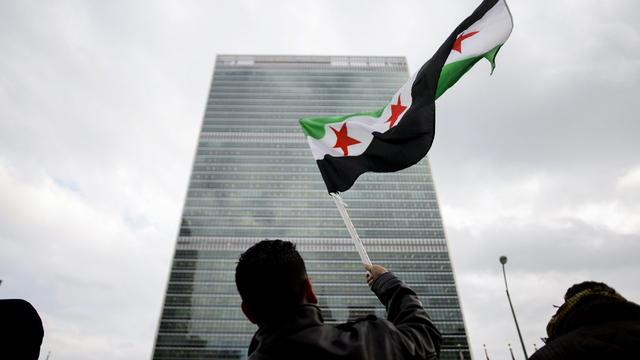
300,0,513,193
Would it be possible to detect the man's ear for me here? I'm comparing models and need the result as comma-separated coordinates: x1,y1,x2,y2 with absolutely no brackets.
304,277,318,304
241,302,257,324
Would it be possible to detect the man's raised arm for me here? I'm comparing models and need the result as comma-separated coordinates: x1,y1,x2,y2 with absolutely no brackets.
366,264,442,360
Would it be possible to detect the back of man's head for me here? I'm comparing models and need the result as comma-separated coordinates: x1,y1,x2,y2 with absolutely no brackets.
564,281,622,301
235,240,307,325
546,280,629,340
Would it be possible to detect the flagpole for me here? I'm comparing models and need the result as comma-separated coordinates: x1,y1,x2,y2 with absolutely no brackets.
330,193,372,266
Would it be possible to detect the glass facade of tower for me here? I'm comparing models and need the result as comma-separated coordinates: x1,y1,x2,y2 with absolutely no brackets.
152,55,470,360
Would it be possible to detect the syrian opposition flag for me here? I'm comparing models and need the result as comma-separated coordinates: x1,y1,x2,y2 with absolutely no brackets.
300,0,513,193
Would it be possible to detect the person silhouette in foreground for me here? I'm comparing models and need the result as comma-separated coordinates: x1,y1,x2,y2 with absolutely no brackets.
530,281,640,360
0,299,44,360
235,239,441,360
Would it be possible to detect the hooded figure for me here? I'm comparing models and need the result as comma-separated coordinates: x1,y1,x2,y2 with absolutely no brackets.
0,299,44,360
530,281,640,360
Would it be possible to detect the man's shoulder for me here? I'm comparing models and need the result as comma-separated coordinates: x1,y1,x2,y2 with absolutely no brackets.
250,316,399,360
302,314,395,337
334,314,392,331
531,321,640,360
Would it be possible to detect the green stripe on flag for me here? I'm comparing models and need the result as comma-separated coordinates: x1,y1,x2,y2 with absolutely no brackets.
299,107,385,140
483,44,503,74
435,45,503,100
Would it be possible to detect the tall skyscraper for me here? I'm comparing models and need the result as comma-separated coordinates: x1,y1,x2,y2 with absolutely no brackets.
152,55,470,360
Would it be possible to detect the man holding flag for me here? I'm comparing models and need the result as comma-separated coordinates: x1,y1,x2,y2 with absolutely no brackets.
236,0,513,359
236,240,442,360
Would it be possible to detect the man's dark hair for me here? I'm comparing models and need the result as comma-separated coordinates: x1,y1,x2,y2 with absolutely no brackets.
235,240,307,324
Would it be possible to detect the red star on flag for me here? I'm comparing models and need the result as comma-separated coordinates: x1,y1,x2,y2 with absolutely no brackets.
385,96,408,129
331,123,361,156
452,31,479,53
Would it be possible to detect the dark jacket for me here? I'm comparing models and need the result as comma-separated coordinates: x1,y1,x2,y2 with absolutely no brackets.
248,272,442,360
0,299,44,360
529,296,640,360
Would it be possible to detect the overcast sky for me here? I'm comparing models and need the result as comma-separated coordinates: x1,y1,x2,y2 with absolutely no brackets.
1,1,639,359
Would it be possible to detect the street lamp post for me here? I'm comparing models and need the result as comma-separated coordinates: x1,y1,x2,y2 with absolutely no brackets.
500,256,528,359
